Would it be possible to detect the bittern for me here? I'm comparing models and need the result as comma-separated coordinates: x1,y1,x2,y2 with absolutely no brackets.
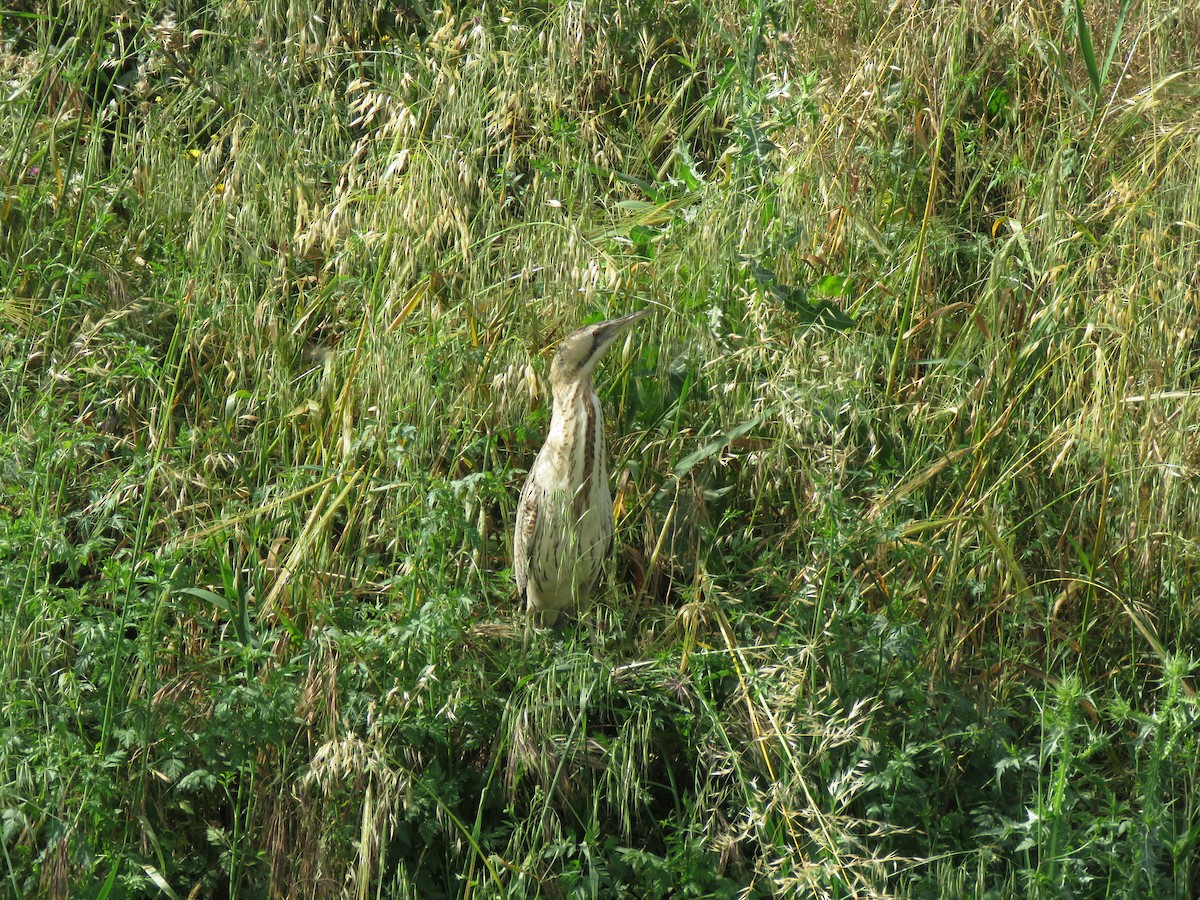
514,310,648,631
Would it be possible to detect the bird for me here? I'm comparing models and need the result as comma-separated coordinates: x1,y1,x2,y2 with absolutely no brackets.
514,309,649,634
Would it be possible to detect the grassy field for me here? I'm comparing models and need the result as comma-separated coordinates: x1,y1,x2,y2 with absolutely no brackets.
2,0,1199,896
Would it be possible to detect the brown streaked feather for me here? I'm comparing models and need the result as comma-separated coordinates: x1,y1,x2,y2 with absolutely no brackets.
513,474,540,597
572,395,598,520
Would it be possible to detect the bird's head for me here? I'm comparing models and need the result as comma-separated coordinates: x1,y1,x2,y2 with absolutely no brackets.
550,309,649,391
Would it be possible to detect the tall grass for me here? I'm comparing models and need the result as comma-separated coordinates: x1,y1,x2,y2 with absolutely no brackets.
1,0,1198,896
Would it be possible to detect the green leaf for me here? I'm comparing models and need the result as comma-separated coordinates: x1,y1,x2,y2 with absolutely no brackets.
747,261,856,330
813,274,850,298
796,298,856,330
629,224,660,259
674,142,704,191
174,586,257,647
176,585,232,615
1074,0,1101,94
1099,0,1134,88
674,412,770,478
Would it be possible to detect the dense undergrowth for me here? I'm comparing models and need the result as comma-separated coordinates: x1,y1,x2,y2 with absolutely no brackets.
2,0,1199,897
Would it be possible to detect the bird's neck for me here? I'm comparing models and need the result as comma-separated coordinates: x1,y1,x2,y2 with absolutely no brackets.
551,374,595,410
547,379,605,489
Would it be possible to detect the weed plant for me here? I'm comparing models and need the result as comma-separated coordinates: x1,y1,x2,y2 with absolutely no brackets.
1,0,1199,897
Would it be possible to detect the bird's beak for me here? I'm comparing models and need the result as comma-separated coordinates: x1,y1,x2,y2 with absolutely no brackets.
596,309,650,341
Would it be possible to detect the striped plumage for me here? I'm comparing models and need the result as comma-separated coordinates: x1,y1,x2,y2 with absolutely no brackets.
514,310,648,628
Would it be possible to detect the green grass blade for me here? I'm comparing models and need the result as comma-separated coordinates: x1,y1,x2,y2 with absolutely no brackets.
1074,0,1102,93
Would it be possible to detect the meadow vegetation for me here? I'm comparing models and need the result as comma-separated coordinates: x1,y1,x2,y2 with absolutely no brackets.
2,0,1199,896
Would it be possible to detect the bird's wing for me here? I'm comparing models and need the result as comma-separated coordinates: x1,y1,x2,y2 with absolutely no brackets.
586,503,614,597
513,474,540,596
